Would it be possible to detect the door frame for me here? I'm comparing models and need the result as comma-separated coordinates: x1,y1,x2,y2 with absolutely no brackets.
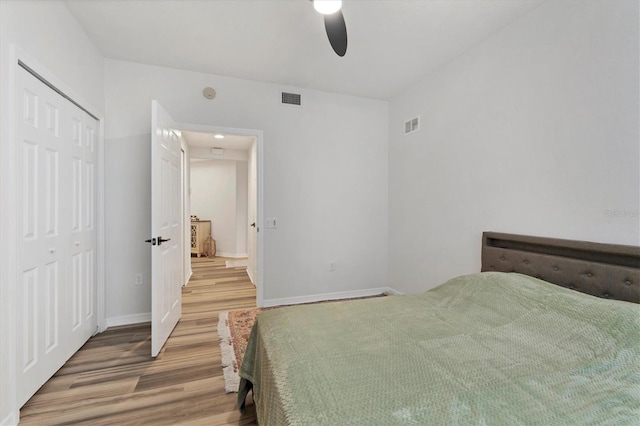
0,46,106,423
180,148,189,285
176,122,264,307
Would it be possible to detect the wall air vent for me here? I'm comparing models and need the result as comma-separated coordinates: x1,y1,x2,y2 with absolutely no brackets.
282,92,302,106
404,116,420,135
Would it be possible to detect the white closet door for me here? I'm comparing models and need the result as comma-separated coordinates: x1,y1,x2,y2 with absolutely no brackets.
16,68,97,407
67,98,98,350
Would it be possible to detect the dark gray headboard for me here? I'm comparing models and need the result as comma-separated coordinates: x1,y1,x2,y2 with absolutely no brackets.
481,232,640,304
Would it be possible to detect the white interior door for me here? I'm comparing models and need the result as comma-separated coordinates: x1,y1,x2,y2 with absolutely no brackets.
246,140,258,285
150,100,182,357
16,67,97,406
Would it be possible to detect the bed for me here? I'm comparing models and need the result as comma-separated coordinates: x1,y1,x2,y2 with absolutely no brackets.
238,232,640,424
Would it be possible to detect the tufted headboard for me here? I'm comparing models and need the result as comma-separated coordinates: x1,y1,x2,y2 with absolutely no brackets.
481,232,640,304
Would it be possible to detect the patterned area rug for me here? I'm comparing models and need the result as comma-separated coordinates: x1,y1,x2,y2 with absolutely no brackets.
217,308,264,393
217,294,387,393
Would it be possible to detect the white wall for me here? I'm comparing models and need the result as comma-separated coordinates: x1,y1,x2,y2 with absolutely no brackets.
236,160,248,255
104,58,389,316
0,1,105,423
104,133,152,320
190,159,246,256
388,0,639,295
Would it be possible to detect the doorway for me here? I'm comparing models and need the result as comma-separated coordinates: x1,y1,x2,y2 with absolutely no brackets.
177,125,263,307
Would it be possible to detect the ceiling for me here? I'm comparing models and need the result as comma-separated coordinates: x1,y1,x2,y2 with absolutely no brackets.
65,0,543,100
182,131,255,150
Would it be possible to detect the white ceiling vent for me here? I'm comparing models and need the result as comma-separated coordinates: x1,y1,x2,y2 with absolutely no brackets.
404,116,420,135
282,92,302,106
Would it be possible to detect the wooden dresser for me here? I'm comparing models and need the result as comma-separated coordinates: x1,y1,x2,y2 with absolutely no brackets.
190,220,211,257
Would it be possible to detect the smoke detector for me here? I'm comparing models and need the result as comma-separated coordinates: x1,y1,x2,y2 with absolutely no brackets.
203,87,216,100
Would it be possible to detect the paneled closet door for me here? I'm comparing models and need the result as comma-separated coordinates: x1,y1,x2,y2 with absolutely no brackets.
67,97,98,353
16,68,97,407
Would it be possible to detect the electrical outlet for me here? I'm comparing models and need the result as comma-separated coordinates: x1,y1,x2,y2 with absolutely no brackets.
135,273,143,285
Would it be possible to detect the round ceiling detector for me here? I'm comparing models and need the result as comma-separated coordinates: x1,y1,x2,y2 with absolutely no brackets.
203,87,216,100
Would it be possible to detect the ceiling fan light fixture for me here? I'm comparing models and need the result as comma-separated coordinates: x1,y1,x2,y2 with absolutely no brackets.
313,0,342,15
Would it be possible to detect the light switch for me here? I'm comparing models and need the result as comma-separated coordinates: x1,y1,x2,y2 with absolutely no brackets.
265,218,277,229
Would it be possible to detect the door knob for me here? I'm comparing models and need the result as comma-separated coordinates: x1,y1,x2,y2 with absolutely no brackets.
145,238,157,246
157,236,171,246
250,222,256,228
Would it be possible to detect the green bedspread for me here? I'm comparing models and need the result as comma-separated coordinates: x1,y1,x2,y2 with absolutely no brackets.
238,272,640,425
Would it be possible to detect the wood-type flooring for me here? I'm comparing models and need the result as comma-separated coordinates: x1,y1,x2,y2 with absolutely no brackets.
19,256,258,425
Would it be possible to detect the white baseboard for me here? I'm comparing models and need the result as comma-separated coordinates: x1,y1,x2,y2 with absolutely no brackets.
105,313,151,328
215,252,248,259
104,286,401,326
262,286,402,308
384,287,403,296
1,411,18,426
183,269,193,287
246,267,256,285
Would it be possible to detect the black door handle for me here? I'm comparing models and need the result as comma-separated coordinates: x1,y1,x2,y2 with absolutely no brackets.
250,222,256,228
145,238,157,246
157,236,171,246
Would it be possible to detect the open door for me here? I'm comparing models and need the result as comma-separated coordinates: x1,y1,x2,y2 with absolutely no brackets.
149,100,182,357
246,139,258,285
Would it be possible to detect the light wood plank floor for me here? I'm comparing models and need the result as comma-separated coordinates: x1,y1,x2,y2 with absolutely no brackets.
20,256,258,425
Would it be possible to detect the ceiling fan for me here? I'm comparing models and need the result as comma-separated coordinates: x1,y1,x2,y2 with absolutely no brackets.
311,0,348,57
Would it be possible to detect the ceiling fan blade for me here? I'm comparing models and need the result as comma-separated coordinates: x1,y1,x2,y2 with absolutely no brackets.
323,9,347,57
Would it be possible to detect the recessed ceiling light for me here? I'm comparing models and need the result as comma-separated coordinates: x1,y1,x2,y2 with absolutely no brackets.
214,134,225,139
